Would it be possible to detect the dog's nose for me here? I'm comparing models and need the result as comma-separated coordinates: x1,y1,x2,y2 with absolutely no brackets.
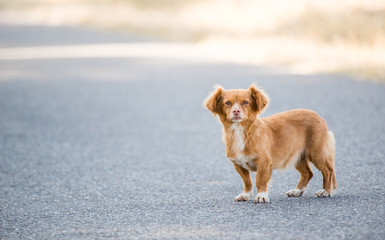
233,109,240,115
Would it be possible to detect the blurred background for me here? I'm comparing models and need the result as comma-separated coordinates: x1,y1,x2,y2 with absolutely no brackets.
1,2,385,239
0,0,384,81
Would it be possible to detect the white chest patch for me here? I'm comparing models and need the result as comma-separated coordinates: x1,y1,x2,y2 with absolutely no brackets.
230,155,256,171
228,124,256,171
230,123,245,152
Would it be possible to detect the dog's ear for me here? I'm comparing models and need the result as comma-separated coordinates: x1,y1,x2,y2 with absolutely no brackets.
249,84,269,114
203,85,224,115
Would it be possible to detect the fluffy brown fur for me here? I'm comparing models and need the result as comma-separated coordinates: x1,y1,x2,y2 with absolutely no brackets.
204,84,337,203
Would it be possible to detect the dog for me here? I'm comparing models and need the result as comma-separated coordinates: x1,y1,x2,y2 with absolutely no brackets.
203,84,337,203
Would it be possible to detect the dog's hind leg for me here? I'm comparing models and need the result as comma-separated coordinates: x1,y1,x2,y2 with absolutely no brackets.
311,131,337,197
313,162,335,197
286,153,313,197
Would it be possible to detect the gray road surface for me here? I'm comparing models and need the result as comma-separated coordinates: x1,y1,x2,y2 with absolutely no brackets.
1,25,385,239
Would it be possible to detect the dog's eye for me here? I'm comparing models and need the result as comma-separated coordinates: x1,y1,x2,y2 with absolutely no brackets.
225,101,232,106
242,101,248,105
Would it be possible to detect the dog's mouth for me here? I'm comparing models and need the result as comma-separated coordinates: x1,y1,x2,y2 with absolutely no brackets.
232,116,243,122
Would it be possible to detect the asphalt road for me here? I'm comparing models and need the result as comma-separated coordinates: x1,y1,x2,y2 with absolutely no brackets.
1,25,384,239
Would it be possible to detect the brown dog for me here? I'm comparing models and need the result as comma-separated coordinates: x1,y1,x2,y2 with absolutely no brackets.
204,84,336,203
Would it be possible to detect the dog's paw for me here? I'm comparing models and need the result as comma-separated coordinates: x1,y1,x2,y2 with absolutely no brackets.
314,189,331,197
286,188,305,197
253,192,269,203
234,191,253,202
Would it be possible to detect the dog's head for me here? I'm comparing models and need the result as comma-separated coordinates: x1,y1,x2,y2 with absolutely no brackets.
203,84,269,123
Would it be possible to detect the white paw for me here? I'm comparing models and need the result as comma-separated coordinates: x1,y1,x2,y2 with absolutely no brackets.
314,189,331,197
253,192,269,203
234,191,253,202
286,188,305,197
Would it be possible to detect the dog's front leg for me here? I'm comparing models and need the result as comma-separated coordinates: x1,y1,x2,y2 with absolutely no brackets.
254,162,272,203
233,164,253,201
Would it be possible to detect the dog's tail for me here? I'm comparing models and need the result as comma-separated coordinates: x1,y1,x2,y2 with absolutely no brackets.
327,131,337,192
